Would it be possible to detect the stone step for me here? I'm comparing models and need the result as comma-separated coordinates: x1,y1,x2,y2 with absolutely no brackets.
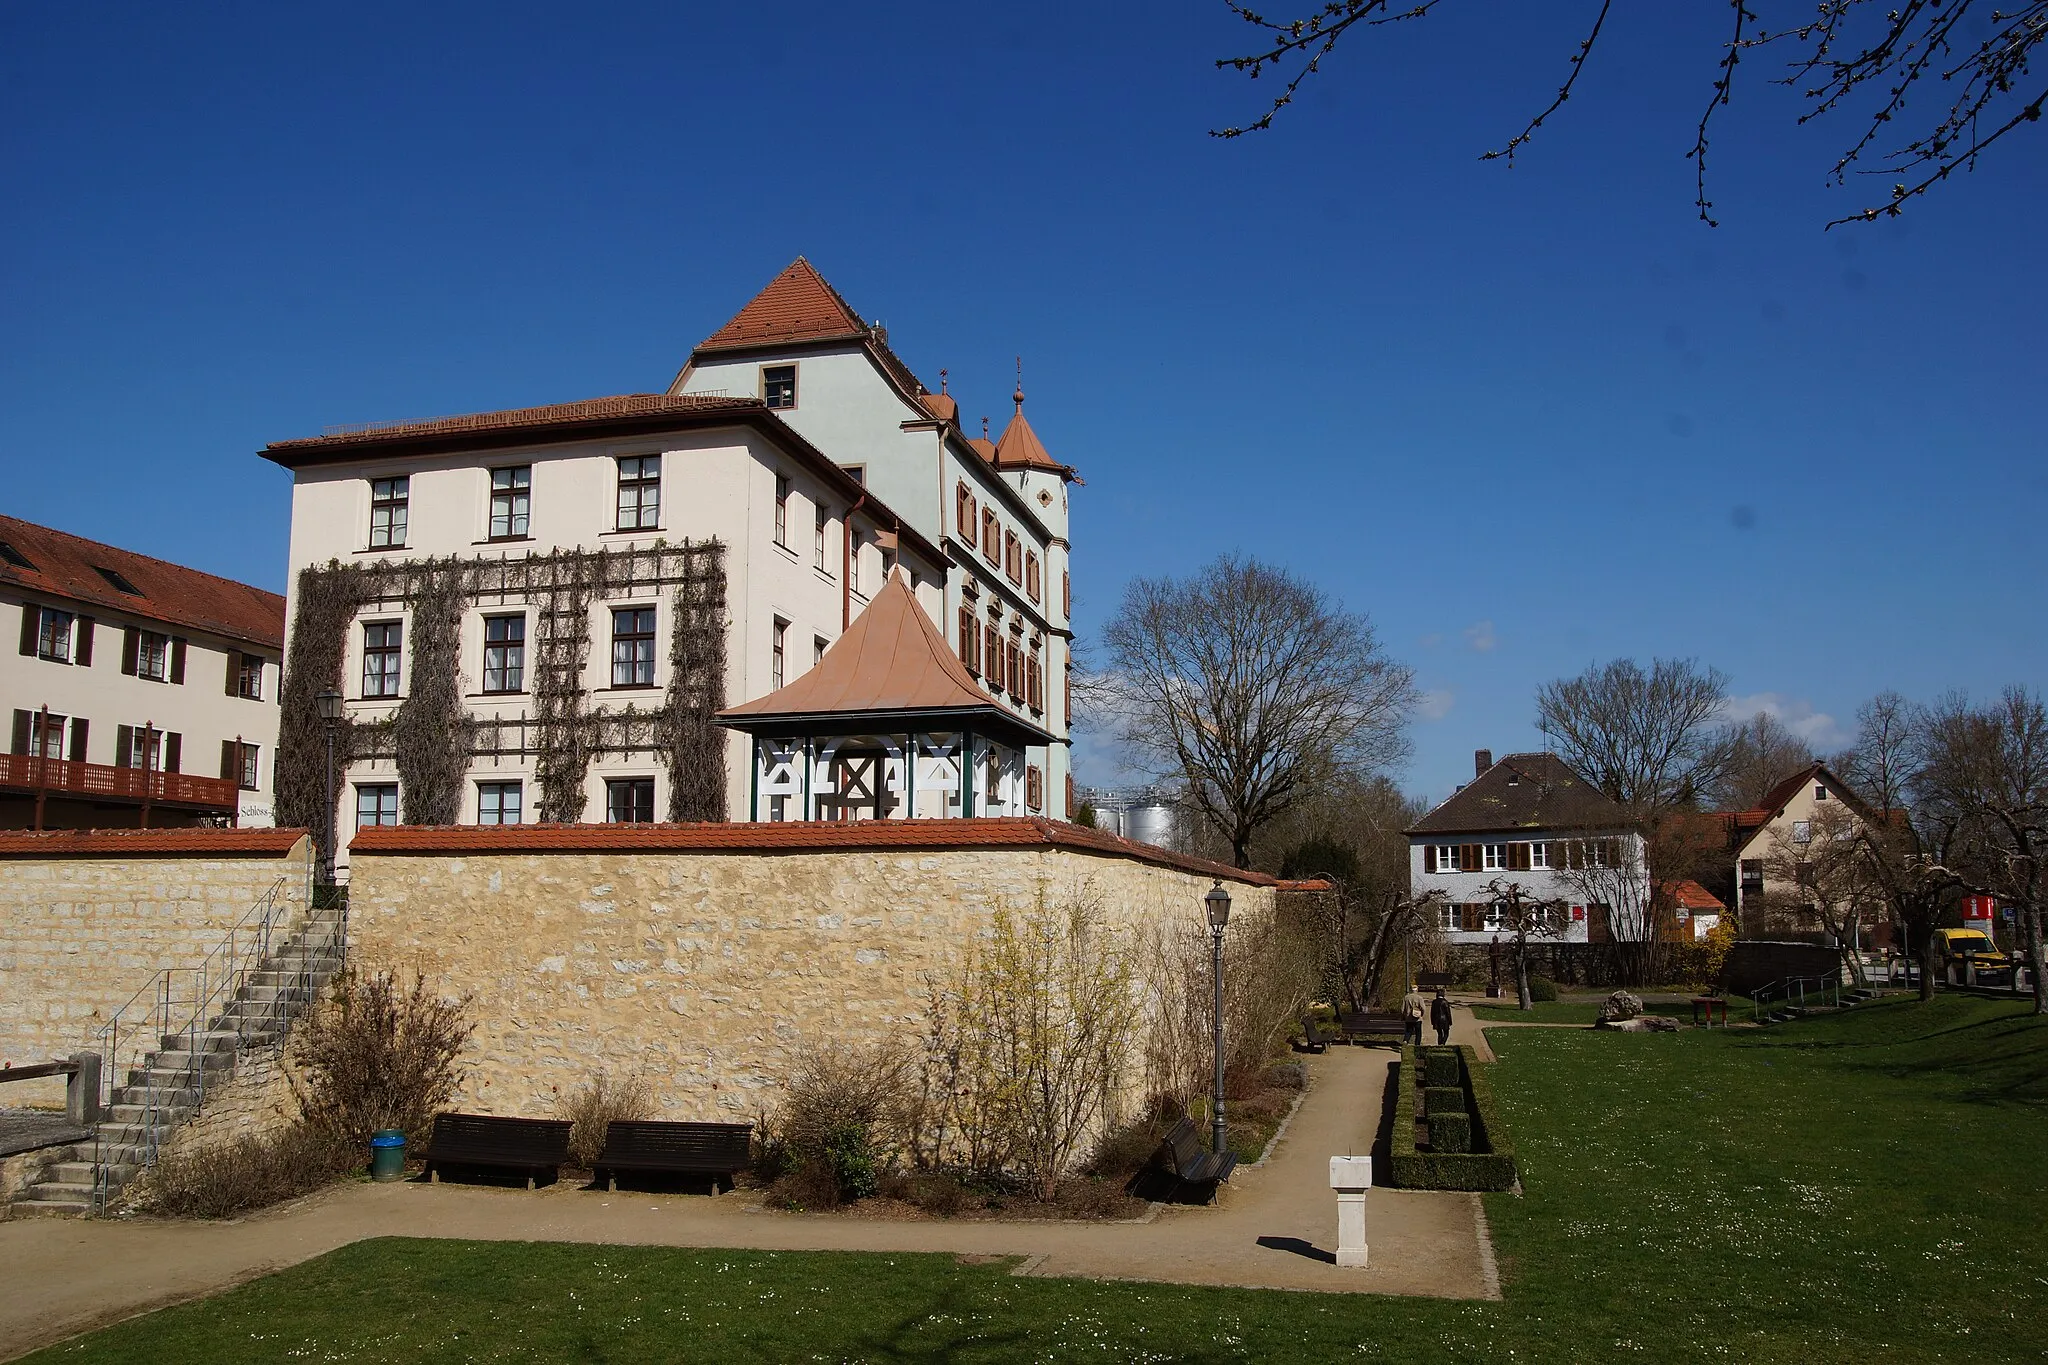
113,1084,199,1107
157,1028,245,1054
8,1198,90,1218
26,1179,98,1202
44,1160,131,1185
146,1049,236,1074
107,1103,193,1126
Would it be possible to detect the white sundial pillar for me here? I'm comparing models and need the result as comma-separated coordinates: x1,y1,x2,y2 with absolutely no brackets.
1329,1155,1372,1268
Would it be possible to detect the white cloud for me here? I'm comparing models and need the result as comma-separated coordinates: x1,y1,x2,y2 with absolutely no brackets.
1419,633,1444,649
1464,620,1497,652
1416,689,1456,721
1721,692,1851,751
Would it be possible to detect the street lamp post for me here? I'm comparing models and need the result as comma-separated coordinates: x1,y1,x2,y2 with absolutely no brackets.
1205,880,1232,1157
315,689,344,886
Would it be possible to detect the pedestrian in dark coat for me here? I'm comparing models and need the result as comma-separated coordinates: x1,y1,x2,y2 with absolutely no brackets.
1430,989,1454,1046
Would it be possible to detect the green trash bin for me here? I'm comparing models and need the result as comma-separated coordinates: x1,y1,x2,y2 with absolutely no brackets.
370,1130,407,1182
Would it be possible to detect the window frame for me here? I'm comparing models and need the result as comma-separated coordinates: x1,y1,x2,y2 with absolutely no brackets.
1004,531,1022,584
814,503,829,571
481,613,526,694
36,607,74,663
361,620,404,699
771,618,787,691
236,655,264,700
355,783,399,829
773,475,790,547
610,606,657,689
476,780,523,826
606,777,656,824
488,465,532,541
1025,551,1041,603
615,455,660,532
981,509,1000,564
369,476,409,549
136,629,171,682
237,742,261,791
1483,843,1506,871
762,364,798,409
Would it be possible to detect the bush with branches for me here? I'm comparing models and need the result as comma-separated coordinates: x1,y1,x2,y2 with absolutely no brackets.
558,1071,656,1168
290,969,474,1147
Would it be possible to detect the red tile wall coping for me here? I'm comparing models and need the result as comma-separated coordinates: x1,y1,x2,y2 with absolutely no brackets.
350,817,1281,887
0,828,309,859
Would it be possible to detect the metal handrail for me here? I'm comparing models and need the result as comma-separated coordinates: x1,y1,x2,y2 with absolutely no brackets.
1750,973,1842,1022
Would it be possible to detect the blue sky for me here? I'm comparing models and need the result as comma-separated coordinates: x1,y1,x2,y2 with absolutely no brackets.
3,3,2040,804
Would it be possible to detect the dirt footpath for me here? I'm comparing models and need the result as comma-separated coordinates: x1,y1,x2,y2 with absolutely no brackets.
0,1045,1494,1361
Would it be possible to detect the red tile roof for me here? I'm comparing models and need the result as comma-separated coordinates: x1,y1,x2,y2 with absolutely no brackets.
696,258,871,352
720,569,1043,736
1666,878,1726,912
265,393,760,456
0,828,308,859
0,515,286,651
993,397,1076,479
351,816,1278,885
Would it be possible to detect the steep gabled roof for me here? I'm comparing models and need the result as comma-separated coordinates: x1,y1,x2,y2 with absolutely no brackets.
993,395,1077,480
1666,879,1726,912
1406,752,1629,836
696,258,871,352
719,569,1049,743
0,514,286,651
1727,762,1880,856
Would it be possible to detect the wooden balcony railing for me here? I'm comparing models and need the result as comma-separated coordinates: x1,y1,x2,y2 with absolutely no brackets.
0,753,238,811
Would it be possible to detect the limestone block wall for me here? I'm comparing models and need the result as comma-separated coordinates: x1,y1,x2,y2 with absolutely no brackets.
0,829,312,1105
346,821,1279,1124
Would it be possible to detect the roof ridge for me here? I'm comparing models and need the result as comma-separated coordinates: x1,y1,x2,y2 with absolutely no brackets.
0,514,286,604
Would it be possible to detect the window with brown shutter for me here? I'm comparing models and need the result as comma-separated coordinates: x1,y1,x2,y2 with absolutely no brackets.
10,710,29,755
981,509,1000,563
1026,765,1043,812
1460,904,1484,932
1508,842,1532,871
74,617,93,667
984,623,1002,692
1026,654,1042,711
168,638,186,684
226,650,241,696
120,627,139,675
958,605,978,675
69,718,87,762
220,740,238,780
115,724,132,767
956,483,973,538
16,607,35,657
163,732,181,773
1062,571,1070,618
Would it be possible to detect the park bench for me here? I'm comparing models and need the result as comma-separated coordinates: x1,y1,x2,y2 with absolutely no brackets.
592,1120,753,1193
1339,1010,1408,1046
1298,1014,1340,1053
423,1113,572,1189
1150,1114,1237,1203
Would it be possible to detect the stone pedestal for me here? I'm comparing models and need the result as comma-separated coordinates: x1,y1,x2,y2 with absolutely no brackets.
1329,1155,1372,1268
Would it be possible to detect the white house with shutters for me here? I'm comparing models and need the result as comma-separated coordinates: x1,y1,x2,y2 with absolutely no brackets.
1406,750,1652,945
1,514,284,829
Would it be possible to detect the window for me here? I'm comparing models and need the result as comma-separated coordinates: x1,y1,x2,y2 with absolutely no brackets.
981,509,1000,563
137,630,169,682
1025,552,1041,603
607,777,655,824
94,565,141,595
0,540,35,570
1436,844,1465,873
1026,765,1044,813
356,784,399,829
1814,784,1830,802
616,456,660,531
1440,903,1462,933
771,618,787,690
773,475,790,546
35,608,73,662
120,725,163,769
1006,635,1024,698
30,712,66,760
763,364,797,409
369,476,409,548
1483,843,1506,871
1460,904,1485,933
1004,531,1022,584
489,466,531,539
1529,841,1549,870
983,623,1002,693
1026,648,1043,712
236,654,264,700
482,615,525,693
814,635,828,670
362,622,403,697
1062,571,1070,618
1739,858,1764,891
611,607,656,687
848,531,862,596
1482,902,1506,933
237,743,260,790
477,781,522,826
1792,820,1812,844
814,504,829,570
959,606,980,675
955,483,975,538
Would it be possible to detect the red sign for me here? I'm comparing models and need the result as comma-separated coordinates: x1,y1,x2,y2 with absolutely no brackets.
1962,895,1995,920
1570,905,1586,922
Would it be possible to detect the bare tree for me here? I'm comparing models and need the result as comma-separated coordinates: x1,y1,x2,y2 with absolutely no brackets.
1482,877,1566,1010
1101,555,1414,868
1915,687,2048,1014
1755,801,1883,986
1712,711,1816,811
1212,1,2047,227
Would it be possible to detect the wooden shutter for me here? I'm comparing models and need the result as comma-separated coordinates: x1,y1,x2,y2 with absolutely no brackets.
10,709,29,754
169,638,187,684
115,724,132,767
225,649,241,695
74,617,94,667
164,732,181,773
221,739,238,780
1508,842,1530,871
18,606,38,656
1422,844,1435,873
1461,904,1483,932
69,718,88,762
120,627,139,675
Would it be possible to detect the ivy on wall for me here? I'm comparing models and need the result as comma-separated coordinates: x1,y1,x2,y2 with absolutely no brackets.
276,543,728,828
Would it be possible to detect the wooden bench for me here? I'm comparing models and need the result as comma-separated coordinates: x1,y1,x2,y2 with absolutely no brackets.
593,1120,753,1193
1339,1010,1408,1046
423,1114,572,1189
1151,1115,1236,1203
1298,1013,1340,1053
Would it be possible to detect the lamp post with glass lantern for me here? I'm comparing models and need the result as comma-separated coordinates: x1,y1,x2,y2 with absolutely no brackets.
1205,880,1232,1157
315,689,344,886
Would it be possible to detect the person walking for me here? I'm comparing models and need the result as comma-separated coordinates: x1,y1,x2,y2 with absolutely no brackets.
1430,988,1454,1046
1401,985,1428,1046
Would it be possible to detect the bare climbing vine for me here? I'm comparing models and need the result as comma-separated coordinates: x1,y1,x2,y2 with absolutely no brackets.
392,560,470,825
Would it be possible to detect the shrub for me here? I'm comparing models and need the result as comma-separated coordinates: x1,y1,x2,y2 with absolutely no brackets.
558,1071,656,1168
290,969,473,1147
764,1040,911,1207
1528,974,1560,1002
1388,1045,1518,1192
1421,1049,1461,1088
1428,1111,1472,1153
139,1122,358,1219
1423,1085,1465,1116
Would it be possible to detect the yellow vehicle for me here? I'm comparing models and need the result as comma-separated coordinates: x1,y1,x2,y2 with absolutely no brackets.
1933,928,2009,968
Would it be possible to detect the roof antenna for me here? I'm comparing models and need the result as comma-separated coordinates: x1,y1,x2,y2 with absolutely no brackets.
1013,356,1025,412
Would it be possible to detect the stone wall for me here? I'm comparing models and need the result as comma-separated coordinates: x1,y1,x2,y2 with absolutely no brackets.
1721,939,1844,997
347,820,1281,1124
157,1052,302,1158
0,829,312,1105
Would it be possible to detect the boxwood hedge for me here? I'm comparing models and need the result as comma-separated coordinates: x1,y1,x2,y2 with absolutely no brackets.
1388,1043,1519,1191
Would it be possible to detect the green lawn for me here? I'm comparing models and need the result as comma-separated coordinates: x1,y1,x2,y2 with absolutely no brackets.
1471,995,1755,1025
28,996,2046,1364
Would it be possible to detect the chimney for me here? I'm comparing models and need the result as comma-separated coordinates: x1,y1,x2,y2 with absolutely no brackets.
1475,749,1493,778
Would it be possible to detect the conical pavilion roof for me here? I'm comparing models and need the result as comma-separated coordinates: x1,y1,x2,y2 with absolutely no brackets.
719,570,1049,743
994,392,1076,478
697,258,870,352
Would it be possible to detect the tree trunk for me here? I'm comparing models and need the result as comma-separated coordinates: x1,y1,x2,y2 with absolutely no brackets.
1515,931,1533,1011
2028,906,2046,1017
1840,912,1869,989
1919,933,1938,1003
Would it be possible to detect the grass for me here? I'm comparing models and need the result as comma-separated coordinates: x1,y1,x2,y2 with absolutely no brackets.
26,995,2046,1364
1470,994,1756,1025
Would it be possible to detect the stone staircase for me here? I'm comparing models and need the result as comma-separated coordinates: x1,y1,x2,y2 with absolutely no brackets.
9,906,345,1218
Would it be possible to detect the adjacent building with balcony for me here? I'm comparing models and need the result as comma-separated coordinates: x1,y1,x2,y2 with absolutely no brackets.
0,514,284,829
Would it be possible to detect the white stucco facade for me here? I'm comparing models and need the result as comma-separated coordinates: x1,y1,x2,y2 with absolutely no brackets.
1407,830,1654,944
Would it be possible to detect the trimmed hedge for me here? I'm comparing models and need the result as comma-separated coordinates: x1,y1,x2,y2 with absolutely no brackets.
1423,1085,1465,1116
1421,1049,1461,1088
1387,1043,1519,1192
1428,1111,1472,1153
